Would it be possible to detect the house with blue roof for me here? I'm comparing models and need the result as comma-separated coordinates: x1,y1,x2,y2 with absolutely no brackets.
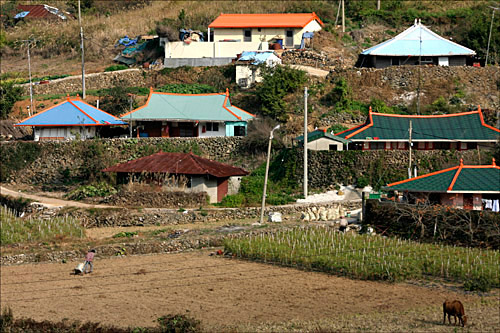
120,88,254,138
14,96,127,141
357,19,476,68
236,51,281,88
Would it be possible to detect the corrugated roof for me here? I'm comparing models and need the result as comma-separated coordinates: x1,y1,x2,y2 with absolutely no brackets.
14,97,127,127
295,129,350,144
121,88,255,122
385,159,500,193
361,19,475,56
335,107,500,142
103,152,248,178
208,13,323,28
238,51,280,65
17,4,67,20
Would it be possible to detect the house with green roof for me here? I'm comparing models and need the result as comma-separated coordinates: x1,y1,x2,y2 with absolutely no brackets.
121,88,254,138
384,159,500,211
295,129,350,151
335,107,499,151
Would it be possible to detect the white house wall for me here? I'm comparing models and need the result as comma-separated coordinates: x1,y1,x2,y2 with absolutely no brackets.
165,41,268,59
228,176,242,195
190,176,218,203
307,138,344,151
198,122,226,137
34,126,96,141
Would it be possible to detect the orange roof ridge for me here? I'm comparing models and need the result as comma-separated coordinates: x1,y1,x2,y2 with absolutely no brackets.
447,159,464,191
386,165,459,187
370,110,479,118
67,99,99,124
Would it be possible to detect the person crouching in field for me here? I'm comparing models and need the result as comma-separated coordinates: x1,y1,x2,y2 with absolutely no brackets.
83,249,96,274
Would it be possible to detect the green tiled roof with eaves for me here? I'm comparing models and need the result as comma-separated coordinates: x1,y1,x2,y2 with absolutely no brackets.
336,108,500,142
121,89,254,122
295,129,350,144
385,160,500,193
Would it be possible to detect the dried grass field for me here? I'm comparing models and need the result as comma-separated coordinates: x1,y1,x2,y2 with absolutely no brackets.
1,250,498,331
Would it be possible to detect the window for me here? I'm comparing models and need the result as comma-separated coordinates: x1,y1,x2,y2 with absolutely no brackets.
391,57,400,66
244,29,251,42
205,122,219,132
234,126,246,136
370,142,385,150
466,142,477,150
434,142,451,150
329,144,339,151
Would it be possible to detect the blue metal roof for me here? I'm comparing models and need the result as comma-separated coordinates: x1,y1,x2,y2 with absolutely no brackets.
15,98,127,126
361,20,475,56
238,51,279,65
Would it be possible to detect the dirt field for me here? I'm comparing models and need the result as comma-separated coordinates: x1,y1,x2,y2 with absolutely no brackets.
1,250,498,331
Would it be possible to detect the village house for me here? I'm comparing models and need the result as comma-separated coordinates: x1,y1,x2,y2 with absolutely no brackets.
14,96,127,141
15,4,70,20
120,88,254,138
163,12,322,67
103,152,248,203
208,12,323,49
357,19,476,68
235,51,282,88
385,159,500,211
295,129,349,151
335,107,499,151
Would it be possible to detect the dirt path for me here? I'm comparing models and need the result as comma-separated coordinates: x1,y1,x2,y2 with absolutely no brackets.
1,251,496,331
0,185,114,209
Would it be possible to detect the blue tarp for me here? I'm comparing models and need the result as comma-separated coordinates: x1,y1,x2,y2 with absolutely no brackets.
122,41,148,55
14,11,30,19
15,100,127,126
239,51,276,65
116,35,138,47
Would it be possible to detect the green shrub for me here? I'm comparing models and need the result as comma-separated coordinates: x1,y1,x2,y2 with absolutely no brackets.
219,193,245,207
156,314,200,333
104,64,129,72
0,142,42,181
112,231,138,238
66,182,117,200
464,276,492,292
0,81,23,119
156,83,218,94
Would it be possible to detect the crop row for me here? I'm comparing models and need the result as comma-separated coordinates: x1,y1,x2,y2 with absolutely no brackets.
223,226,499,288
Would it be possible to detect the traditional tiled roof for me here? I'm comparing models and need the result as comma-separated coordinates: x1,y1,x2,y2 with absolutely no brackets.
103,152,248,178
361,19,475,56
295,129,350,144
208,13,323,29
385,159,500,193
335,107,500,142
14,96,127,127
120,88,254,122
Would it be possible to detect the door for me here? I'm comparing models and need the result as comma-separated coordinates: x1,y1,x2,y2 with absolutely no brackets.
463,194,473,210
438,57,449,66
286,30,294,47
217,178,229,202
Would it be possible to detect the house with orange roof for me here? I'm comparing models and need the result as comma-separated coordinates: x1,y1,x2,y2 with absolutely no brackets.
335,107,499,151
384,159,500,211
208,12,323,49
120,88,254,138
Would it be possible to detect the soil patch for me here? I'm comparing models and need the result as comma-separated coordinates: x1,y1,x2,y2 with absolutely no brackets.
1,250,495,331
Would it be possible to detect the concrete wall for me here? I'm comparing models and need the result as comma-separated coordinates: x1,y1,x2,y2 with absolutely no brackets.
163,57,234,68
191,176,218,203
198,121,226,138
236,65,260,88
307,138,343,151
164,41,268,59
228,176,242,195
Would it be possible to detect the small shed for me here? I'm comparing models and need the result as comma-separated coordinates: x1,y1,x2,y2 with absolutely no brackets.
295,129,350,151
358,19,476,68
16,4,69,20
103,152,248,203
236,51,282,88
14,96,127,141
384,159,500,211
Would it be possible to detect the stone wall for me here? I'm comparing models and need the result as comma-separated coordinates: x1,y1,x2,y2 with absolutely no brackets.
3,137,247,185
282,50,338,68
331,65,500,110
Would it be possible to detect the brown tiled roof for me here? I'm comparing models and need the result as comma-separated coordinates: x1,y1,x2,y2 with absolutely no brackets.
17,4,61,19
103,152,248,178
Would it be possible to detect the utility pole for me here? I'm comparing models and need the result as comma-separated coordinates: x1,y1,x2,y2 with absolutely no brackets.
408,120,413,179
377,0,381,10
21,39,35,116
260,124,280,224
304,87,308,199
416,19,422,115
128,94,134,138
341,0,345,32
335,0,341,27
78,0,86,99
486,6,499,66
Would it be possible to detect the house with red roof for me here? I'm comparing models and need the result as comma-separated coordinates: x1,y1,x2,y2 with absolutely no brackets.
335,107,500,151
14,96,127,141
103,152,248,203
384,159,500,211
15,4,70,20
208,12,323,49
